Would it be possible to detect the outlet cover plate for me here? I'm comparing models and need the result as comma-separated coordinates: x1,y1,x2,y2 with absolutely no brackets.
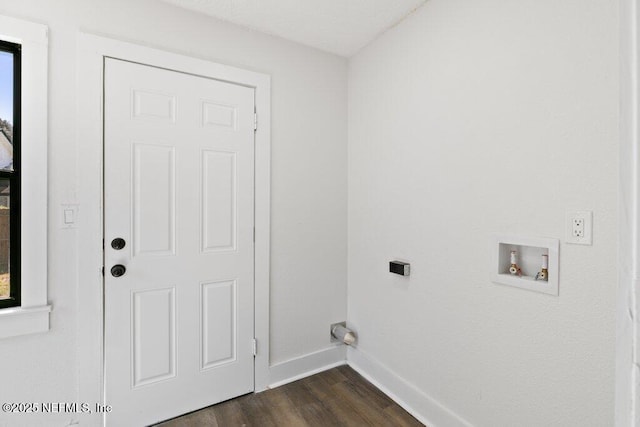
566,210,592,245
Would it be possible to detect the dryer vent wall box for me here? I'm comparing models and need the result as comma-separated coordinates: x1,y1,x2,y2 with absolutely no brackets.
390,261,410,276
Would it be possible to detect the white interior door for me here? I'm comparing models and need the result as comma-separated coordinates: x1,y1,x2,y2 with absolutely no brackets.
103,58,255,426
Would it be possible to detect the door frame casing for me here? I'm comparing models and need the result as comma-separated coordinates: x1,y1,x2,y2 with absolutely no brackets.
77,33,271,423
619,0,639,425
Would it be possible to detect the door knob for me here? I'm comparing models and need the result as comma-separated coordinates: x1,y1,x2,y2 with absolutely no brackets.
111,238,126,250
111,264,126,277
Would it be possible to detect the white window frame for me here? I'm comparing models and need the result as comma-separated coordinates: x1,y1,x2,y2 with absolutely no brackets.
0,15,50,339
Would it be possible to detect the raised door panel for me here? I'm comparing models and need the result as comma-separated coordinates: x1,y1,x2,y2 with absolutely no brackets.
132,90,176,123
132,287,176,387
201,280,236,370
202,101,237,129
201,150,237,253
133,143,176,256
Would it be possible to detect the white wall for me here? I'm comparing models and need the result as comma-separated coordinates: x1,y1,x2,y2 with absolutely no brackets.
347,0,618,426
0,1,347,425
0,0,622,425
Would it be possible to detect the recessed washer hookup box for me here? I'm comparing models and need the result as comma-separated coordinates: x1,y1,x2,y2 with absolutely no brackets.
389,261,410,276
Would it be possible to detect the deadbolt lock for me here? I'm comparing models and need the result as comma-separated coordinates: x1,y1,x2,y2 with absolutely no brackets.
111,238,126,250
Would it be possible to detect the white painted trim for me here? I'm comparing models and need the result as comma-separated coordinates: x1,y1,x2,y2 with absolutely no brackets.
268,345,347,389
619,0,638,425
347,347,473,427
76,33,271,421
0,15,50,338
0,305,50,339
0,14,48,45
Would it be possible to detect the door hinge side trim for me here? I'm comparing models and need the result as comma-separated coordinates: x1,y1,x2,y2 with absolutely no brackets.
254,112,258,131
252,338,257,357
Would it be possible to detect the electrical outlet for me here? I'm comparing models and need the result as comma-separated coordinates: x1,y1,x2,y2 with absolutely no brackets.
566,211,592,245
572,218,584,238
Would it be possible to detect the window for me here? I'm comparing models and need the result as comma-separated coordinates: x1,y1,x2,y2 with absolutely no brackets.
0,40,20,309
0,15,48,339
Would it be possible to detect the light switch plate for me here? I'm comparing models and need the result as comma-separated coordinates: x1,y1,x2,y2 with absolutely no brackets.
61,204,79,229
566,210,592,245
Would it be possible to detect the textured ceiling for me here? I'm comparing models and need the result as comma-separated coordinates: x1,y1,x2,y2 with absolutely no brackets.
160,0,427,57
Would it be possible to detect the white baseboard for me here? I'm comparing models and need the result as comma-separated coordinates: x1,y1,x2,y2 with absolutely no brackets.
268,345,347,389
347,347,474,427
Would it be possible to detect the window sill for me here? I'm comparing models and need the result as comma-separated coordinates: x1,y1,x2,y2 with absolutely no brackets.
0,305,51,339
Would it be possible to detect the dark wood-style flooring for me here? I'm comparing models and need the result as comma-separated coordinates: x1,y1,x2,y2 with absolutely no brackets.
156,365,424,426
